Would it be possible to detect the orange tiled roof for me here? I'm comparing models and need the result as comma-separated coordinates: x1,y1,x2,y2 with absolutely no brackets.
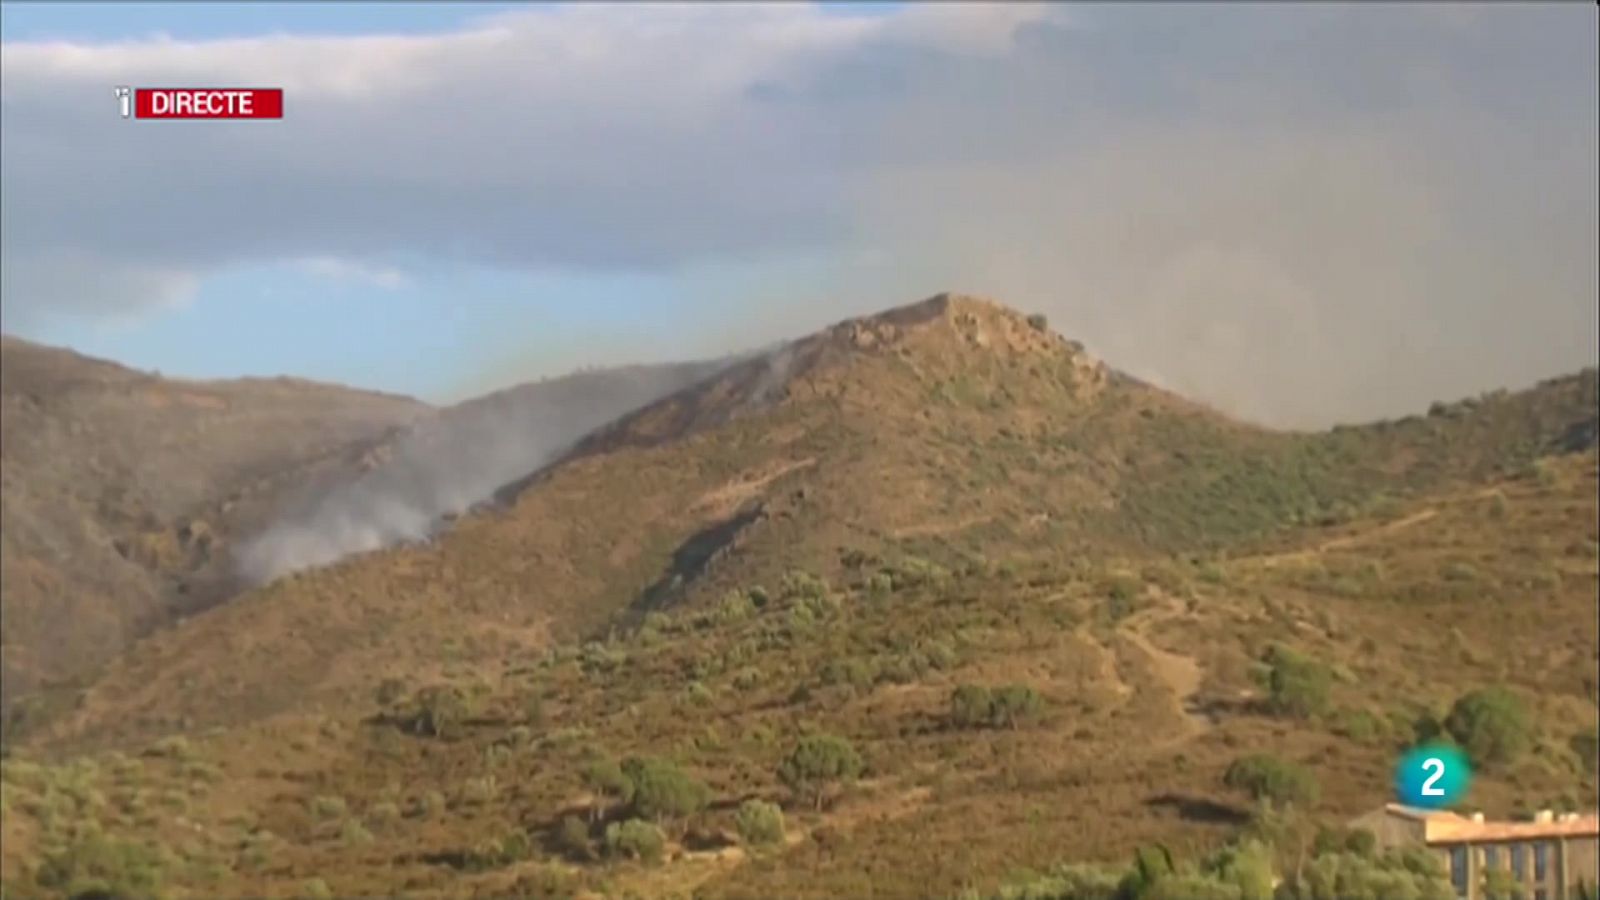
1382,804,1600,843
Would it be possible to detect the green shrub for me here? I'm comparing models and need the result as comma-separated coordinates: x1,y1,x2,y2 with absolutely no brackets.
340,819,374,846
466,830,533,871
1314,825,1377,858
1445,687,1531,767
459,774,499,807
991,685,1044,729
579,642,628,675
1333,709,1385,744
309,795,347,820
1224,754,1320,809
555,815,594,861
146,735,193,761
705,590,756,627
398,685,473,739
1105,577,1141,620
1279,848,1454,900
949,684,1043,729
35,834,165,899
982,863,1124,900
603,818,665,863
582,756,635,820
778,734,863,811
780,571,830,602
950,685,993,729
923,640,960,671
621,757,709,824
734,799,785,847
1262,645,1331,719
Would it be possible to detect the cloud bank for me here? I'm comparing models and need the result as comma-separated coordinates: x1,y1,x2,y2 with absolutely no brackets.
2,2,1595,426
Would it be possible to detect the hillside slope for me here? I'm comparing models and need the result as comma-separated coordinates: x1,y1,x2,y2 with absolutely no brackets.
1,335,736,737
0,336,430,715
2,438,1594,898
26,294,1598,755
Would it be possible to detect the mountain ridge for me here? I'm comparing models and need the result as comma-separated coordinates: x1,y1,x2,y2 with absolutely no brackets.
17,293,1597,754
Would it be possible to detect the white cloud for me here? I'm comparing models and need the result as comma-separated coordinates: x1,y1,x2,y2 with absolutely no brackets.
0,2,1594,424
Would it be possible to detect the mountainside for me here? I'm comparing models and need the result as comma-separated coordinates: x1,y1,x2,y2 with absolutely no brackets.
0,336,430,715
0,295,1595,900
0,335,735,735
233,357,733,586
23,295,1597,751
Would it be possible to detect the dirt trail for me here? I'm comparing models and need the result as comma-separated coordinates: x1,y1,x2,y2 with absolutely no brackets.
1252,508,1440,568
1118,593,1209,741
1250,484,1508,569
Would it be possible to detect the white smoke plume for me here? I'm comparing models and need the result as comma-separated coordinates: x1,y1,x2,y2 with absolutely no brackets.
233,359,729,584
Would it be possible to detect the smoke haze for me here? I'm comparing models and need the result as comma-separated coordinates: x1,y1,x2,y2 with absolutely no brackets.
234,359,729,583
3,3,1595,429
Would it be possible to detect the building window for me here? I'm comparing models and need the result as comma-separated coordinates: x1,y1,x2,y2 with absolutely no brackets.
1485,845,1500,870
1534,842,1548,880
1450,845,1469,894
1511,844,1526,880
1534,890,1547,900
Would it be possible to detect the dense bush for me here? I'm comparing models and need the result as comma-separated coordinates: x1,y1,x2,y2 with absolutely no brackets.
780,571,830,602
621,756,709,824
734,798,786,847
972,832,1448,900
464,829,533,871
35,834,166,899
1279,848,1454,900
950,684,994,729
1261,645,1331,719
949,684,1044,730
582,755,634,820
1223,754,1320,809
992,685,1045,729
397,685,473,739
554,815,594,861
1445,686,1531,767
603,818,665,863
778,734,863,810
970,839,1273,900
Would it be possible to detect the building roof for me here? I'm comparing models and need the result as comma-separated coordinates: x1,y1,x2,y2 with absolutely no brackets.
1380,803,1600,843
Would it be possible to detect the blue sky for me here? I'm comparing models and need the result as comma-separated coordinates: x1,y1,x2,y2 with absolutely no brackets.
1,3,1593,426
0,1,903,402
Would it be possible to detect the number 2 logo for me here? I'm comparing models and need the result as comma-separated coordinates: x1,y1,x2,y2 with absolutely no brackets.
1421,757,1446,796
